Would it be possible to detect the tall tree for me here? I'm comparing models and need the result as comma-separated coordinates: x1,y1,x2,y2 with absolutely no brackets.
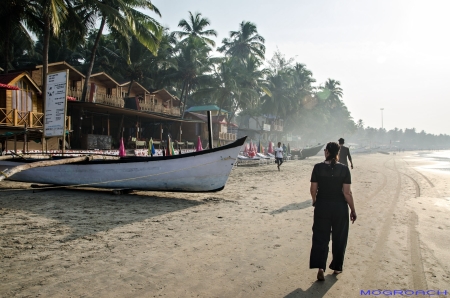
0,0,39,73
218,21,265,61
174,36,214,117
318,78,343,107
80,0,163,102
174,11,217,47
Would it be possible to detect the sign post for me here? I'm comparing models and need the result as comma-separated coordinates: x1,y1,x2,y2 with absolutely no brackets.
44,70,69,155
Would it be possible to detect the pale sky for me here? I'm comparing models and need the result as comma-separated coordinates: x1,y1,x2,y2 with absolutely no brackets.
151,0,450,135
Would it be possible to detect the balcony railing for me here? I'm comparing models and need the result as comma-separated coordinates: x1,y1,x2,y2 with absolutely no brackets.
0,108,71,131
219,132,237,141
67,88,124,108
68,88,181,116
272,125,283,132
139,102,181,116
95,94,124,108
0,108,44,128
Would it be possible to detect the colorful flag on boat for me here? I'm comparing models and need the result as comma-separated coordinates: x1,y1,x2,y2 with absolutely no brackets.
148,138,155,156
166,136,172,156
196,136,203,151
119,137,126,157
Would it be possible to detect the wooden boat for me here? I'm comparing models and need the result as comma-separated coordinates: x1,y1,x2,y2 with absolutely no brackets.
0,136,247,192
290,144,325,160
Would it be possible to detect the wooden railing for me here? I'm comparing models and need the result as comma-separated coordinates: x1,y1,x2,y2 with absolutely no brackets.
68,88,124,108
219,132,237,141
0,108,70,130
67,88,82,100
95,94,124,108
68,88,180,116
0,108,44,128
272,125,283,131
139,103,181,116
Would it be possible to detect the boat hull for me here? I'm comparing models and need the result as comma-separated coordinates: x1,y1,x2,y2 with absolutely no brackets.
0,137,246,192
291,144,324,159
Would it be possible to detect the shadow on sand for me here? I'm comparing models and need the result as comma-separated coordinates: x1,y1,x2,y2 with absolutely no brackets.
270,200,312,215
284,274,338,298
0,186,204,242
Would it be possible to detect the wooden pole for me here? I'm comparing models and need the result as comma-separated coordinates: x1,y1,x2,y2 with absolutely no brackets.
117,114,124,142
23,124,27,154
207,111,213,150
0,155,93,182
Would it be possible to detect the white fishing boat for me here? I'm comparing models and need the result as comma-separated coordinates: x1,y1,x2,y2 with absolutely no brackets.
0,136,247,192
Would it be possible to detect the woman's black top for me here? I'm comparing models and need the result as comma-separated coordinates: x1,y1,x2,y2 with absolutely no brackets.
310,162,351,202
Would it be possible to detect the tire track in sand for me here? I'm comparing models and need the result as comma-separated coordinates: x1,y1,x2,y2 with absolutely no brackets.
397,160,428,290
402,159,435,188
367,158,427,290
408,211,428,290
360,158,401,289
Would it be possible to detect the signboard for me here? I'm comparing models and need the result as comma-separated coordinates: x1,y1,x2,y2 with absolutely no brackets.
44,70,68,137
263,123,271,131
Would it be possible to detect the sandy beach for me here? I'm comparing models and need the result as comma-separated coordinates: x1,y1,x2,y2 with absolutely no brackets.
1,152,449,297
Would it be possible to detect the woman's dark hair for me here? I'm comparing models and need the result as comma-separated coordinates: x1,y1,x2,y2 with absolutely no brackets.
325,142,340,165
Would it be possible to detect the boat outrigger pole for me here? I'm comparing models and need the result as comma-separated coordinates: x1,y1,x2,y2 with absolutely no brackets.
0,155,94,182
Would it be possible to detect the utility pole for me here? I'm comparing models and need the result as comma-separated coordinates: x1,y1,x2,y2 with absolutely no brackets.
380,108,384,129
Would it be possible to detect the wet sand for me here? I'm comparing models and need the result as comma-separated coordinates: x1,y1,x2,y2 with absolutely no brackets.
1,152,449,297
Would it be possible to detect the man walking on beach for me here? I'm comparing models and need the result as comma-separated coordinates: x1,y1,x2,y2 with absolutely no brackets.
274,142,284,171
338,138,353,169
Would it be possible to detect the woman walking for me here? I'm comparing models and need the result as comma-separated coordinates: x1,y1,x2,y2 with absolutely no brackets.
309,142,357,281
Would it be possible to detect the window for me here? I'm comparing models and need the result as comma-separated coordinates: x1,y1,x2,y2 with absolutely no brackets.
12,90,32,112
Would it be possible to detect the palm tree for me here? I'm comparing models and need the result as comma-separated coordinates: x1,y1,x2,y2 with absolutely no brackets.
174,12,217,47
218,21,265,61
0,0,39,73
174,36,214,117
80,0,163,102
318,78,343,106
261,70,294,119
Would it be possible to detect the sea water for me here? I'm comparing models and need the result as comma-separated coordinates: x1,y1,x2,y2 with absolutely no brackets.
417,150,450,172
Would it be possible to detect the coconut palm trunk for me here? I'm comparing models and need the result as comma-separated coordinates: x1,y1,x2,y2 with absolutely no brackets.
42,16,51,106
181,82,190,118
81,17,106,102
4,23,11,73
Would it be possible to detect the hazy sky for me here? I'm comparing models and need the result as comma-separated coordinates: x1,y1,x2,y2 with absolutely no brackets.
151,0,450,135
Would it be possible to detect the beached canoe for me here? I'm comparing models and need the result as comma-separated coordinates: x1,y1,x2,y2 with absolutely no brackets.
0,136,247,192
291,144,325,160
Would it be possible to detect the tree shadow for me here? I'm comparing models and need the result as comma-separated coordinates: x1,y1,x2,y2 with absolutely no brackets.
284,274,338,298
0,187,204,242
270,200,312,215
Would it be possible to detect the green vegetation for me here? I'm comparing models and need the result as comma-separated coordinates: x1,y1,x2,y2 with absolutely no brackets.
1,4,449,147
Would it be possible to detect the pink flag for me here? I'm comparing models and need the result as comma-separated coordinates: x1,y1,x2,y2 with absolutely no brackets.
244,143,249,154
196,136,203,152
268,141,274,154
119,137,126,157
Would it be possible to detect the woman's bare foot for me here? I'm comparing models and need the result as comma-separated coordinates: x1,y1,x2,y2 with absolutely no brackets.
333,270,342,274
317,269,325,281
